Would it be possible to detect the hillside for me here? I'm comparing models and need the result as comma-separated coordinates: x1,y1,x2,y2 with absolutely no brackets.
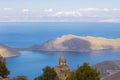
102,71,120,80
28,34,120,52
93,60,120,80
0,43,20,57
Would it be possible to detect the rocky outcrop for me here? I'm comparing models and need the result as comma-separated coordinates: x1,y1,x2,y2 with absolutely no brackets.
93,60,120,80
0,43,20,57
28,34,120,52
54,57,70,80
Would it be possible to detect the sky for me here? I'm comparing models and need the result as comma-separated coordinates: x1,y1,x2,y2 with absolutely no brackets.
1,0,120,9
0,0,120,22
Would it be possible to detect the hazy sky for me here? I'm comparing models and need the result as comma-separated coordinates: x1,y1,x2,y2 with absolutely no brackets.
1,0,120,9
0,0,120,22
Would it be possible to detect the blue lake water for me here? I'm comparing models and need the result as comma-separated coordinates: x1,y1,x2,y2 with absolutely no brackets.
0,22,120,80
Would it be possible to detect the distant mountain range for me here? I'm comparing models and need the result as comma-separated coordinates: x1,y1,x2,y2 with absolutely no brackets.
0,43,20,57
93,60,120,80
27,34,120,52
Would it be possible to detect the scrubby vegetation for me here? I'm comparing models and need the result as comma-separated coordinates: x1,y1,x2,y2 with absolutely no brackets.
34,66,59,80
0,61,10,78
67,62,100,80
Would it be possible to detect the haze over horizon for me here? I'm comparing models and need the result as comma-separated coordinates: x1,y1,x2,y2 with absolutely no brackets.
0,0,120,22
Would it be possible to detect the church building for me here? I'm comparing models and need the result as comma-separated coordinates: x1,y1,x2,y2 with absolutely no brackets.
54,57,70,80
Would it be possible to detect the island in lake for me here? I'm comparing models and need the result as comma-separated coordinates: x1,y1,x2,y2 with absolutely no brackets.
27,34,120,52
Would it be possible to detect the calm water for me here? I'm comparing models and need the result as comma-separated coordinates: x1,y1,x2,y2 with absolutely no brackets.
0,22,120,80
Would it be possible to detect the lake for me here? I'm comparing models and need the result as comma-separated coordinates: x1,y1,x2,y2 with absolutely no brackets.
0,22,120,80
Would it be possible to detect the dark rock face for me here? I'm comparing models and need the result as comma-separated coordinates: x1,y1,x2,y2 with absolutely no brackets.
62,38,91,52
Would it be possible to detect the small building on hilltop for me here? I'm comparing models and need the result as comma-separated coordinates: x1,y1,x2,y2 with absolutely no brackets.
54,57,70,80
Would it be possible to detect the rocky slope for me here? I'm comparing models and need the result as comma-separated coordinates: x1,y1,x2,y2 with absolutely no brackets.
0,43,20,57
93,60,120,80
28,34,120,52
102,71,120,80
